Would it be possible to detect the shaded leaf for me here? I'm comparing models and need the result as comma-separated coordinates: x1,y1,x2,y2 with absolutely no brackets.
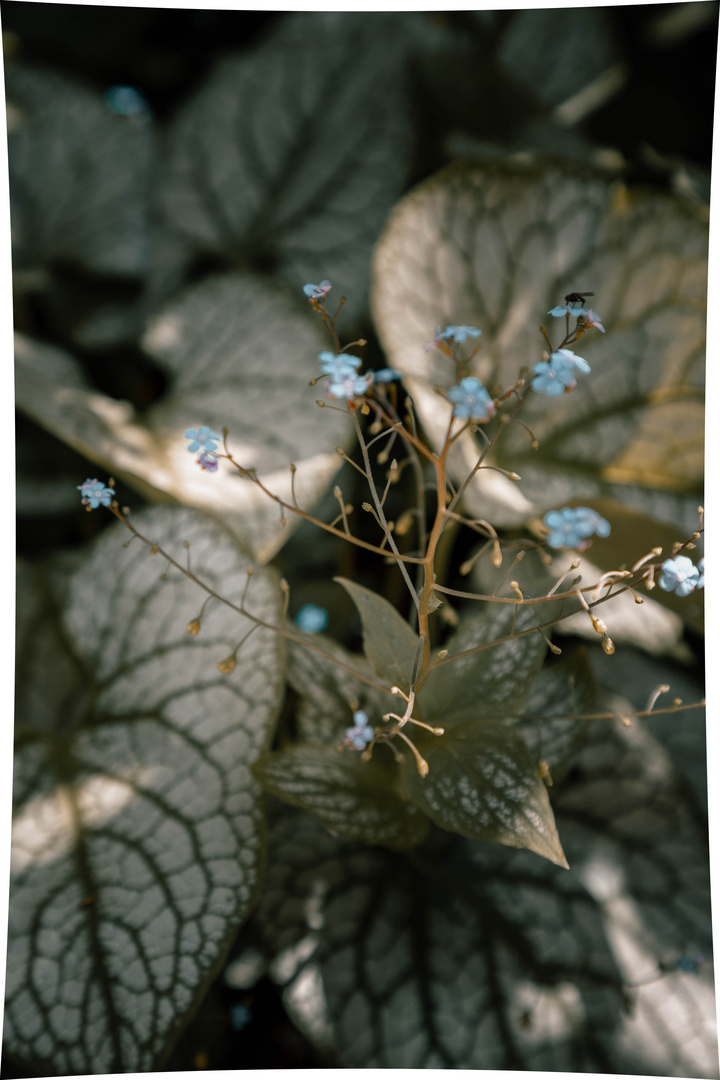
499,8,620,113
403,720,567,867
371,161,706,528
511,651,596,778
286,632,395,744
7,507,285,1074
417,599,552,726
7,62,154,277
158,13,416,323
253,745,428,851
244,703,715,1073
15,273,353,560
335,577,419,691
246,805,623,1069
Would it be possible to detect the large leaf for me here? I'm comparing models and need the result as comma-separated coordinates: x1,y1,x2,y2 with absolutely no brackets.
243,705,715,1073
253,745,428,851
371,160,706,528
402,720,567,867
157,13,418,324
7,507,285,1074
335,577,419,690
14,273,353,560
7,62,154,278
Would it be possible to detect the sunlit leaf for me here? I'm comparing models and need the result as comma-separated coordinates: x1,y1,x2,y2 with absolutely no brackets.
158,13,418,324
7,62,154,277
7,507,284,1074
402,720,567,866
371,161,706,529
253,745,428,850
335,577,419,691
14,273,353,560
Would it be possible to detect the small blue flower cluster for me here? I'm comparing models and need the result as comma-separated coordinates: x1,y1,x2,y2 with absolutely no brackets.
532,349,590,397
447,376,496,422
77,478,114,510
543,506,611,549
185,426,221,472
659,555,704,597
344,710,375,751
318,352,400,400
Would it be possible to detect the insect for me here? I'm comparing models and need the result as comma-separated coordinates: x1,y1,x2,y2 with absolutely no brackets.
564,291,594,305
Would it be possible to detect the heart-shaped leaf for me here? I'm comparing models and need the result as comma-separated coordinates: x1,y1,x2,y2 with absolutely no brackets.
158,13,417,324
335,577,419,690
244,699,715,1074
7,507,284,1074
7,62,154,278
402,720,567,866
371,161,706,529
15,273,354,560
253,745,428,850
244,804,622,1069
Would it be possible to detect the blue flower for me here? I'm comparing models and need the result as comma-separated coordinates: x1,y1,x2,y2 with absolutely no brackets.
318,351,361,378
582,309,606,333
295,604,329,633
197,452,219,472
438,325,482,344
658,555,700,597
548,303,590,318
447,376,496,421
303,280,332,299
328,372,369,400
531,349,589,397
184,426,222,453
77,478,115,509
672,953,705,974
371,368,401,383
697,558,705,589
344,710,375,751
543,506,610,549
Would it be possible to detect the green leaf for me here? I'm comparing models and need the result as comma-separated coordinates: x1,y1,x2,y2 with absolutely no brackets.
253,745,428,851
417,601,551,726
7,63,153,278
335,577,420,691
15,273,353,560
158,13,417,323
371,160,706,528
286,632,395,743
7,507,285,1074
403,720,567,867
511,651,595,779
245,806,621,1069
244,704,715,1073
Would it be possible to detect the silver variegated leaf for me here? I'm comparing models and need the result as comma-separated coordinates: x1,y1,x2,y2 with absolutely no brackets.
15,273,353,560
7,507,285,1074
371,161,706,529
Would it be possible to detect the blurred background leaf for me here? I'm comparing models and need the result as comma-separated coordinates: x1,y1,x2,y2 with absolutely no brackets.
372,160,706,533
